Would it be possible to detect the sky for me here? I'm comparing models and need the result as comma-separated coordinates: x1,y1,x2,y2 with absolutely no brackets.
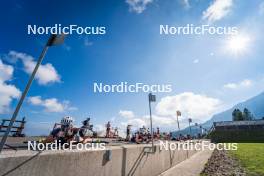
0,0,264,136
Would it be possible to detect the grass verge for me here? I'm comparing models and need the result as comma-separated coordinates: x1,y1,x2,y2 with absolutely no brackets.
229,143,264,176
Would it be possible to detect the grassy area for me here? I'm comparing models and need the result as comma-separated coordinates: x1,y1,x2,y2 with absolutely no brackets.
229,143,264,176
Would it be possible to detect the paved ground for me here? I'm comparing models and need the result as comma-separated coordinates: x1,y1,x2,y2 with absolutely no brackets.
159,148,213,176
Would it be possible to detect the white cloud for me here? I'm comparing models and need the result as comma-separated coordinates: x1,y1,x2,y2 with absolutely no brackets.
259,1,264,15
94,124,106,137
121,118,147,129
202,0,233,23
181,0,190,9
143,114,175,125
63,44,71,51
0,60,13,81
119,110,135,119
193,59,199,64
240,79,252,87
119,114,176,130
223,79,253,90
8,51,61,85
0,59,21,113
29,96,42,105
155,92,221,121
84,38,93,46
126,0,153,14
94,124,105,132
28,96,77,113
116,92,221,131
223,83,237,89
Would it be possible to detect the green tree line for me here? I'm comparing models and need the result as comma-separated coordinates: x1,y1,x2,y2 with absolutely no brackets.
232,108,254,121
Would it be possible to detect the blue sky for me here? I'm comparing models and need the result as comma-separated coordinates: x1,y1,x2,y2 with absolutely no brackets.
0,0,264,136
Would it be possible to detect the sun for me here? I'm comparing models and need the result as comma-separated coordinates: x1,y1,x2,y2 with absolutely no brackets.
226,34,251,56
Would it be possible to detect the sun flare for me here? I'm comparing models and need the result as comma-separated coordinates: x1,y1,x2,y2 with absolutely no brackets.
226,34,251,56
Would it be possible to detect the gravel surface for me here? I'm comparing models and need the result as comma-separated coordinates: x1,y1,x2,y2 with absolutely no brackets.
201,149,246,176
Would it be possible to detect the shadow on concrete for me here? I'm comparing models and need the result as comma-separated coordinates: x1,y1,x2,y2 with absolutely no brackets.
126,147,155,176
102,150,111,166
169,144,177,166
1,151,42,176
121,147,127,176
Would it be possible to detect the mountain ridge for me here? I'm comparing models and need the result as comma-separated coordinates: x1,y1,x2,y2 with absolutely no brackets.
172,91,264,136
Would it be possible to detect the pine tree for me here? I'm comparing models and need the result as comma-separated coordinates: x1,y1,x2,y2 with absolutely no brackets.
232,109,238,121
243,108,253,120
232,109,243,121
237,109,243,120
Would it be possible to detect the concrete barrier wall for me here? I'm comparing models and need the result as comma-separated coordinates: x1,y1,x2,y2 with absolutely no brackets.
0,142,198,176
